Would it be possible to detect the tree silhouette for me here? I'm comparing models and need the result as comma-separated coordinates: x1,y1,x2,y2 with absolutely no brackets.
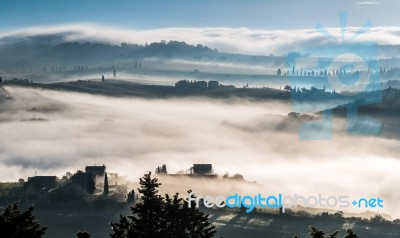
110,172,164,237
325,231,339,238
306,227,340,238
86,173,95,195
76,231,90,238
162,164,167,173
179,191,217,237
104,172,109,195
295,228,357,238
370,214,387,224
127,190,136,203
0,203,47,238
110,172,217,238
156,164,168,174
343,229,358,238
309,227,325,238
284,85,292,92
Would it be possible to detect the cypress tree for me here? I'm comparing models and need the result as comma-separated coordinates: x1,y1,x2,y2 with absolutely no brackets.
104,172,109,195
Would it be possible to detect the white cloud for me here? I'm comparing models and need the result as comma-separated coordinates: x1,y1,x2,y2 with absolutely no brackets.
1,24,400,56
357,1,381,5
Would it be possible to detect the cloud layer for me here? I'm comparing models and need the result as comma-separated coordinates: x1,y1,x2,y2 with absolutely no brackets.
2,24,400,55
357,1,381,5
0,86,399,218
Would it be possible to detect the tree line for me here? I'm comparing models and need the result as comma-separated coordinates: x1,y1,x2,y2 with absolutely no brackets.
0,172,362,238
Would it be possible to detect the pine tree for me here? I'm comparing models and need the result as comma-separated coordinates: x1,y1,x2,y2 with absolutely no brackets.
104,172,109,195
0,203,47,238
110,214,131,238
110,172,217,238
180,190,217,237
110,172,163,237
130,172,164,236
162,193,185,237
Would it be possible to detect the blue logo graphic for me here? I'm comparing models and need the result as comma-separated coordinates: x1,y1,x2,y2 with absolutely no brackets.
287,12,382,140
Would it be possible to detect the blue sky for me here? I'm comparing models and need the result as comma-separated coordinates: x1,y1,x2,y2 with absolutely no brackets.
0,0,398,31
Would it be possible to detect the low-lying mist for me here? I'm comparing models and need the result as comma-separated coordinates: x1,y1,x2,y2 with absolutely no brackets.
0,85,399,218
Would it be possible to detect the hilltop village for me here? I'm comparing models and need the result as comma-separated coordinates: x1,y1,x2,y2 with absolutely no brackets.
0,163,245,206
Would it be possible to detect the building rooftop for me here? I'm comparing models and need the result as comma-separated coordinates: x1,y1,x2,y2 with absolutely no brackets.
85,165,106,176
192,164,213,175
